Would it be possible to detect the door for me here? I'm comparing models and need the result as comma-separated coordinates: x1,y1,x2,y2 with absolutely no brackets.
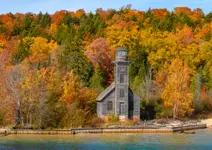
119,102,125,115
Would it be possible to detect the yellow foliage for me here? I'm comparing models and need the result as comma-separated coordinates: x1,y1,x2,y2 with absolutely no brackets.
106,25,139,50
0,39,6,52
49,23,58,35
60,71,97,105
23,37,58,63
162,59,194,119
105,114,119,122
21,70,43,104
60,71,81,104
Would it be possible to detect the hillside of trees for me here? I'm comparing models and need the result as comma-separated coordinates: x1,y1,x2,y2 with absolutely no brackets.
0,5,212,128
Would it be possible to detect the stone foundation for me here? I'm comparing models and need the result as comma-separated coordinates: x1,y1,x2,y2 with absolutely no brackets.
119,115,128,121
133,116,140,121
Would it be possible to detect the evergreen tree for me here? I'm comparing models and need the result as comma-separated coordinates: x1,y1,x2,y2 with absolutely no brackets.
61,13,79,27
157,12,178,32
204,12,212,23
12,24,22,36
180,13,195,28
12,40,31,64
132,61,147,90
23,13,34,30
144,8,154,22
55,23,75,44
37,12,51,28
0,25,7,34
78,13,106,38
89,65,105,92
59,33,92,85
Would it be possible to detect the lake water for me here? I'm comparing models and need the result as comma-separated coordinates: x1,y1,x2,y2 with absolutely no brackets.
0,129,212,150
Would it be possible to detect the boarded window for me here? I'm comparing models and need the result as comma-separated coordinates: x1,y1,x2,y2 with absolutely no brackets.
107,101,113,111
120,74,124,83
120,89,125,97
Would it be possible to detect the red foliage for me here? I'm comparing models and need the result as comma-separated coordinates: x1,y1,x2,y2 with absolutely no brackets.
86,38,114,83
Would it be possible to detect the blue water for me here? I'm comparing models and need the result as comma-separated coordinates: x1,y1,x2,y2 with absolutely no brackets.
0,129,212,150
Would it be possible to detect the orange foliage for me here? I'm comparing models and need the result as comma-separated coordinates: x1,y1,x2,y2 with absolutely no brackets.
60,71,97,106
124,9,144,21
174,7,203,21
154,71,166,92
75,9,85,19
174,7,193,16
96,8,111,21
14,13,25,20
201,85,207,101
151,8,168,18
173,26,193,46
0,13,14,24
195,22,212,39
51,10,68,25
0,35,6,51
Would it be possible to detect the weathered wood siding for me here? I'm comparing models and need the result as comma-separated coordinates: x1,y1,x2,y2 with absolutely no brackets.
128,89,140,118
114,62,129,118
101,89,115,116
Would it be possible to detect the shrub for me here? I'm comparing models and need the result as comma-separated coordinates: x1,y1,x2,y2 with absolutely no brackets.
156,107,173,119
140,100,158,120
88,116,104,127
105,114,119,122
0,110,4,126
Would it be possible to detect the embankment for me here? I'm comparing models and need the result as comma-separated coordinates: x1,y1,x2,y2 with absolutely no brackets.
0,124,207,135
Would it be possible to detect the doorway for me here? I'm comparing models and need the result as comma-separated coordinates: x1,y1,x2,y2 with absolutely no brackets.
119,102,125,114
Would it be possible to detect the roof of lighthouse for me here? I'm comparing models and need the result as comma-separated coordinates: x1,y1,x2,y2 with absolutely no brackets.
115,47,128,62
116,46,127,53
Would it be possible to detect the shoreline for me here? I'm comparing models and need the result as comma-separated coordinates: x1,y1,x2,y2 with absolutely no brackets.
200,119,212,128
0,124,207,135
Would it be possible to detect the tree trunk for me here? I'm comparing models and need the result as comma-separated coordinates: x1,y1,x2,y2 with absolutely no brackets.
17,99,24,126
30,112,32,129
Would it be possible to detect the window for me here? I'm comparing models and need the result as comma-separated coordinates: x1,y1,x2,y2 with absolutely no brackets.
120,67,126,72
120,89,125,97
120,74,124,83
107,101,113,111
118,51,126,57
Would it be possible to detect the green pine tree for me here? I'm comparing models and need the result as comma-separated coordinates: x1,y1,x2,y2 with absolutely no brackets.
89,65,105,92
59,33,92,86
132,61,147,90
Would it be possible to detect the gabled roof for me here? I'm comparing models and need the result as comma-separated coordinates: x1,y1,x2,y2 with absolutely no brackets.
96,82,115,101
96,82,141,102
129,88,140,100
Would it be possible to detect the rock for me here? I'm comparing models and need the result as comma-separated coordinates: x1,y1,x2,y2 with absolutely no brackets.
184,130,195,134
201,119,212,128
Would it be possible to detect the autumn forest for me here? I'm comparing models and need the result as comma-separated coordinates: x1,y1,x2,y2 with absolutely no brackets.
0,5,212,129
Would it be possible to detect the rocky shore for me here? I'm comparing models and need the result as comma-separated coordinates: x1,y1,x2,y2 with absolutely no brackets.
107,119,207,129
0,118,210,135
200,119,212,128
